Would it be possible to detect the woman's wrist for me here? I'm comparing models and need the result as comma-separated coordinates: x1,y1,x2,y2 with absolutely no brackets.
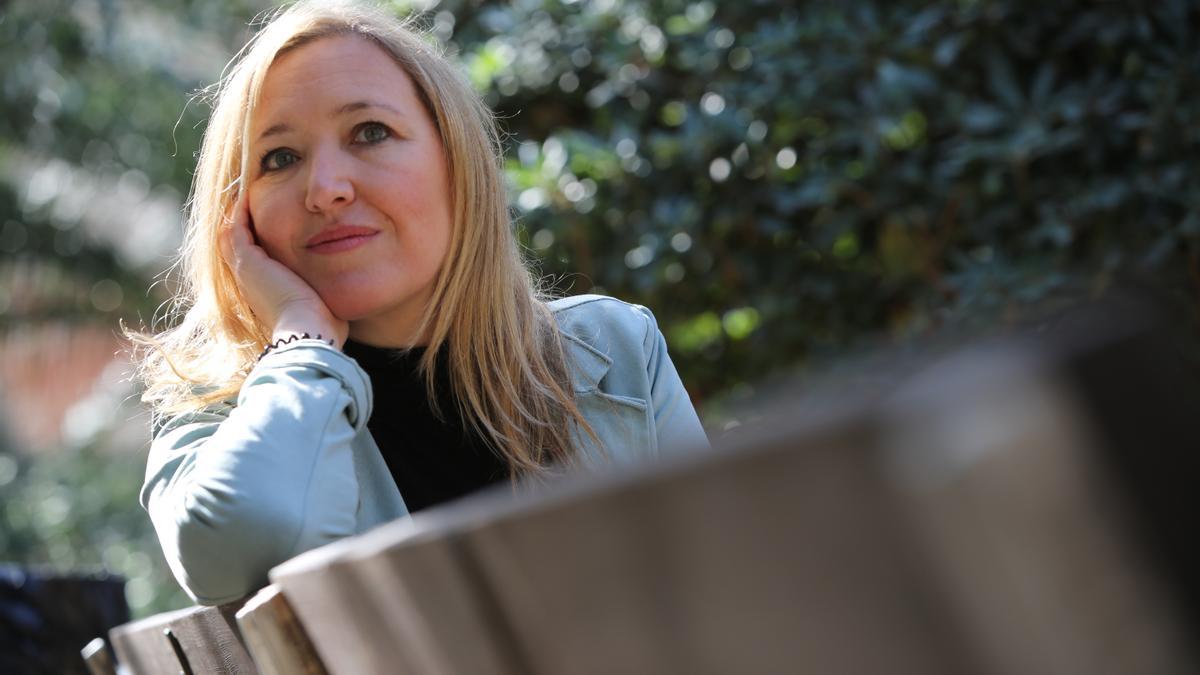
272,308,345,350
258,332,336,361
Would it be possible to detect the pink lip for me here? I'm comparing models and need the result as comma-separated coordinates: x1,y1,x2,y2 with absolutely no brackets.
305,225,379,254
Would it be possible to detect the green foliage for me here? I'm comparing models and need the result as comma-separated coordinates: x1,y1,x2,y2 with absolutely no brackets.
0,443,190,616
437,0,1200,405
0,0,225,328
0,0,267,617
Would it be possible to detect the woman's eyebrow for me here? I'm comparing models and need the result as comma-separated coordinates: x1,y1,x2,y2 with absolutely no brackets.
257,123,291,142
256,101,405,142
335,100,404,118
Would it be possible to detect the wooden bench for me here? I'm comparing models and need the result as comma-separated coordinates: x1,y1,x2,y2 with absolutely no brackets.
107,606,193,674
100,589,326,675
97,301,1198,674
107,602,255,674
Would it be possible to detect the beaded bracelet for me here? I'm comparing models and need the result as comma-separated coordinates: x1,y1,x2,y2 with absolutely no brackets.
257,332,335,361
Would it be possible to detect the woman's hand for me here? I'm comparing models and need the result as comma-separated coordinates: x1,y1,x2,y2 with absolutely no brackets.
220,193,349,348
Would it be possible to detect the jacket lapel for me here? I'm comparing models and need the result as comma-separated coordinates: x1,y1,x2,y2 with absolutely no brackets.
562,332,611,392
561,329,655,464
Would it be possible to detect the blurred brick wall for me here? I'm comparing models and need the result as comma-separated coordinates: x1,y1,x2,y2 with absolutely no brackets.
0,324,123,452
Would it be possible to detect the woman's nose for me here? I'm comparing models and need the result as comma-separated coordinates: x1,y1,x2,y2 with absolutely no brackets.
304,150,355,213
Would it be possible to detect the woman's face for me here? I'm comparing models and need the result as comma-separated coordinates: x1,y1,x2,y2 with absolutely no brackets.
246,34,452,344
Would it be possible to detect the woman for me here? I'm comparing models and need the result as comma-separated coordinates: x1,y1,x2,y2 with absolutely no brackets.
133,0,707,606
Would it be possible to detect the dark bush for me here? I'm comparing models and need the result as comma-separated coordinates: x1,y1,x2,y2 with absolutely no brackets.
437,0,1200,409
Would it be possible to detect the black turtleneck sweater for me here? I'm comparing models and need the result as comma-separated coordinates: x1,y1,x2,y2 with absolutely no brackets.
342,340,509,513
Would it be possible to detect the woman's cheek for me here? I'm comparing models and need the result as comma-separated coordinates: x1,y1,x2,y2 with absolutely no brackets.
256,230,293,267
246,192,286,258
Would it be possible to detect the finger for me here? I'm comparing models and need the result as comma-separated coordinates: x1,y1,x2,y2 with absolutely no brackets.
228,191,249,236
222,230,251,285
226,187,249,226
218,225,232,263
223,194,256,257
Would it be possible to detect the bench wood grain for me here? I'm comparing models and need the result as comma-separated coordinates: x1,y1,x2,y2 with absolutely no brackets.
80,637,116,675
163,600,258,674
236,584,327,675
108,607,193,675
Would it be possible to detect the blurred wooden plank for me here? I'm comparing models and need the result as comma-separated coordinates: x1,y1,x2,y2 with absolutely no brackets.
109,607,193,675
880,347,1196,675
236,585,327,675
80,637,116,675
163,600,258,674
459,422,978,675
272,405,981,675
271,521,516,675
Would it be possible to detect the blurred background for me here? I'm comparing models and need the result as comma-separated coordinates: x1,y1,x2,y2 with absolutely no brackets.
1,0,1197,620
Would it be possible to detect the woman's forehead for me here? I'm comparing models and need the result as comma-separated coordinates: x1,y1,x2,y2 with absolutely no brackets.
252,34,419,130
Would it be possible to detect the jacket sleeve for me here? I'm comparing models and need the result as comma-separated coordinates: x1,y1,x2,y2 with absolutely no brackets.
635,305,711,455
139,339,372,605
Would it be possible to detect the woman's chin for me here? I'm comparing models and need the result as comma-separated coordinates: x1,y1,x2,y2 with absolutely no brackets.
318,293,378,323
327,303,376,323
316,281,434,344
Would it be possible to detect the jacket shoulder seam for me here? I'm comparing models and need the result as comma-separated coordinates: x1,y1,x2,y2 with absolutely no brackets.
548,294,619,314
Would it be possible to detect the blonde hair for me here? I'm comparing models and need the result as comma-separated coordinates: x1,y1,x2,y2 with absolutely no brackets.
130,0,592,474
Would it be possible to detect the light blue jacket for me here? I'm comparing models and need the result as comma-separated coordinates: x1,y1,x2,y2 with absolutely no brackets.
141,295,709,605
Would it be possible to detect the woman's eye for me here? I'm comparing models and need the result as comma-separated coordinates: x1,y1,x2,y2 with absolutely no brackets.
261,148,299,172
354,122,391,144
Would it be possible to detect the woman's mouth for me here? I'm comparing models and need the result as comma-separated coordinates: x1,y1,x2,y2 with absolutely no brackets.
306,226,379,254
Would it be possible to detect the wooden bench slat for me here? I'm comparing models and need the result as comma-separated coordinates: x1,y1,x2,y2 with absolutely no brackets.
236,585,327,675
879,352,1196,675
109,602,258,675
272,530,516,675
108,607,194,675
81,636,117,675
163,601,258,674
462,425,977,675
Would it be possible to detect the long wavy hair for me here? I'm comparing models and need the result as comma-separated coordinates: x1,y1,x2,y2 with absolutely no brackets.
130,0,592,475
